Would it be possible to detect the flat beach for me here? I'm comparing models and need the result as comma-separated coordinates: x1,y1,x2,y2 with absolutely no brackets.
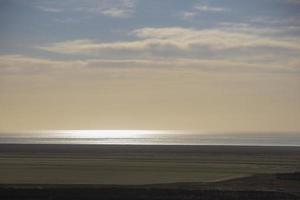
0,144,299,185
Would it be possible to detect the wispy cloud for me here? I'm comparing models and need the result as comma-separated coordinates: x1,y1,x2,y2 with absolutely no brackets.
286,0,300,4
0,54,80,75
82,0,136,18
101,0,136,18
39,27,300,55
1,54,299,76
34,0,136,18
34,26,300,74
194,4,228,12
102,8,131,18
35,5,64,13
181,3,228,20
181,11,197,20
250,16,300,31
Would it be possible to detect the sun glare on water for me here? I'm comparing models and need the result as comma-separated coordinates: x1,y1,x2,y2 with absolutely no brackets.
49,130,170,139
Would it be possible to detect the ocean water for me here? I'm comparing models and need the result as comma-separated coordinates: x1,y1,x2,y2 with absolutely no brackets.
0,130,300,146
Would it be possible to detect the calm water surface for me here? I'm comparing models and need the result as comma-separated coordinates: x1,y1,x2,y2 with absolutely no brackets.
0,130,299,146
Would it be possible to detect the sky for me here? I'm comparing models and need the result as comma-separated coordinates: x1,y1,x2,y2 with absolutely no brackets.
0,0,300,133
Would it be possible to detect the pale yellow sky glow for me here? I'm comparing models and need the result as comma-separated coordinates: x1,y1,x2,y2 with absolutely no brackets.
1,67,299,133
0,0,300,134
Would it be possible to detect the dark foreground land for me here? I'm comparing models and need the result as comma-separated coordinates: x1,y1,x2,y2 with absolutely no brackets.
0,144,299,199
0,172,300,200
0,188,298,200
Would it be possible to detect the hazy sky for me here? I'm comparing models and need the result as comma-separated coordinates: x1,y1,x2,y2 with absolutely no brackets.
0,0,300,133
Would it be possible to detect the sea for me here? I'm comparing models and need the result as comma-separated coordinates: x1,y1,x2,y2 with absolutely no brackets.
0,130,299,146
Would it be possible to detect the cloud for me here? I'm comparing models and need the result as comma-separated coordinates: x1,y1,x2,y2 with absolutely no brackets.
101,0,135,18
54,17,80,24
102,8,131,18
181,3,228,20
85,0,136,18
181,11,198,20
34,0,136,18
286,0,300,4
33,26,300,74
194,5,228,12
39,27,300,56
250,16,300,29
0,54,84,75
35,5,64,13
1,54,299,76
